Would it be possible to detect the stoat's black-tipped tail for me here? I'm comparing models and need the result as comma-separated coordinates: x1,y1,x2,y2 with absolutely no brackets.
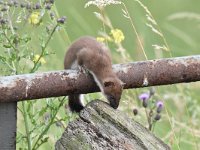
68,94,84,112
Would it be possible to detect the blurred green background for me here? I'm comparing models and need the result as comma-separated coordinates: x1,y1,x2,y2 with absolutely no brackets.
44,0,200,72
33,0,200,149
40,0,200,149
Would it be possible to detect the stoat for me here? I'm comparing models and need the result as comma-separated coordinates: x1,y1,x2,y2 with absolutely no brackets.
64,36,124,112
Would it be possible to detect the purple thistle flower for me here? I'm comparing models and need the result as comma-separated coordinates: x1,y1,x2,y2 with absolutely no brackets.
156,101,163,108
139,93,150,108
156,101,164,113
139,93,150,101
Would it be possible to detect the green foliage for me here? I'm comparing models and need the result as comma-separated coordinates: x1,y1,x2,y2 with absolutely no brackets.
0,0,69,149
0,0,200,149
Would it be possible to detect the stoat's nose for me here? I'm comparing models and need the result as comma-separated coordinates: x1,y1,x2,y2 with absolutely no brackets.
109,99,119,109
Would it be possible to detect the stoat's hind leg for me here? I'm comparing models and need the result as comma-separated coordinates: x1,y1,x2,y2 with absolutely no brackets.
68,94,84,112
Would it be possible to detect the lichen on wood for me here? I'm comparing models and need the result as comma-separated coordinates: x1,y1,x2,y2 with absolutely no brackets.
55,100,170,150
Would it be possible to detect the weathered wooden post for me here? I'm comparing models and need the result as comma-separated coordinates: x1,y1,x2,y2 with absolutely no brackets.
0,103,17,150
55,100,170,150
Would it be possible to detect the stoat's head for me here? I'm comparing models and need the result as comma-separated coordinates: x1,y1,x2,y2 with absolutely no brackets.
103,77,125,109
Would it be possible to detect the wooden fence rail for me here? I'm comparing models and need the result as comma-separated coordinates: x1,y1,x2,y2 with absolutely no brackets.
0,55,200,149
0,55,200,103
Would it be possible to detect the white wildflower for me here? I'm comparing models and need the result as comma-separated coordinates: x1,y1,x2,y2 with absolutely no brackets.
85,0,121,8
146,14,157,25
122,9,129,18
146,23,163,37
152,44,168,51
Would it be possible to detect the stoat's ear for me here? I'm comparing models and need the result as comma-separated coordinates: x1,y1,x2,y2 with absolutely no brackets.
103,80,114,87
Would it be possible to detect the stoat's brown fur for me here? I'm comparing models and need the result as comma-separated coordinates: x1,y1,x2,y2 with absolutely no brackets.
64,36,124,112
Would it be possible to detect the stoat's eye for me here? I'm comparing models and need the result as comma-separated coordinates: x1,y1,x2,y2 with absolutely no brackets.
108,95,115,100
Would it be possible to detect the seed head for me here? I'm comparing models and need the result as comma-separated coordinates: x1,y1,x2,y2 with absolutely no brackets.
34,3,41,9
45,4,51,10
50,12,55,19
142,99,148,108
57,16,67,24
8,1,14,7
20,3,26,8
13,0,18,7
49,0,54,4
1,6,9,12
149,87,155,97
154,114,161,121
133,108,138,116
0,19,7,25
26,3,32,10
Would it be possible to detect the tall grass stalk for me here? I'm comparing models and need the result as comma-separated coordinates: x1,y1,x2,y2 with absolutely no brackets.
121,2,148,60
164,104,181,150
22,102,32,150
134,0,172,57
185,99,199,150
53,5,72,45
100,8,109,46
30,24,58,73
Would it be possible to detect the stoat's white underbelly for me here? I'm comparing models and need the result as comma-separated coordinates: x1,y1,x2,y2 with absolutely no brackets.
71,60,79,69
70,60,105,103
